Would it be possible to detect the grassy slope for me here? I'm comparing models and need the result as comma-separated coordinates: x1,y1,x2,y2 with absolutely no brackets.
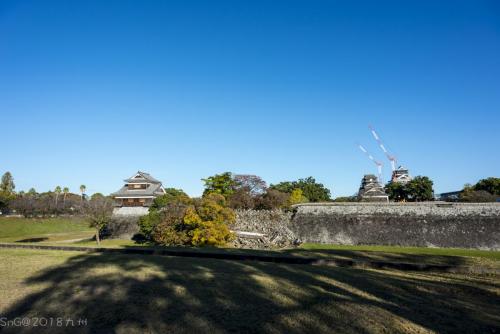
0,248,498,333
0,217,94,243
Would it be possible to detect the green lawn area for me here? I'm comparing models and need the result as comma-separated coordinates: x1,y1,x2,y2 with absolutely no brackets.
0,248,498,333
300,243,500,261
1,217,499,270
0,217,94,243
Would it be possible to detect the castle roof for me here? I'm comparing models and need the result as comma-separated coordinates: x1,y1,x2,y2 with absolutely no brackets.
124,171,161,184
111,171,165,198
111,183,165,198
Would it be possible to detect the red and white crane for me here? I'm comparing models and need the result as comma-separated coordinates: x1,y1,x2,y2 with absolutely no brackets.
358,143,384,183
369,125,397,171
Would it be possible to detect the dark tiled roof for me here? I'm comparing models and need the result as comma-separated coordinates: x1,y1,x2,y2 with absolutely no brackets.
124,171,162,184
111,183,165,197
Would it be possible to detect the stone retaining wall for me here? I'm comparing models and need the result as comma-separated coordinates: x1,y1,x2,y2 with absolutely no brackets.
290,203,500,250
106,207,147,239
107,203,500,250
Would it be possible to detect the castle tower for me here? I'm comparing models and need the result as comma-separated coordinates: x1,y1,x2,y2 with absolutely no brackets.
391,166,412,184
111,171,166,208
358,174,389,202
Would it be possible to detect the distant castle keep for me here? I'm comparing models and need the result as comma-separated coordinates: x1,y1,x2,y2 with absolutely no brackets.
391,166,412,184
357,166,412,202
111,171,166,208
108,171,166,238
357,174,389,202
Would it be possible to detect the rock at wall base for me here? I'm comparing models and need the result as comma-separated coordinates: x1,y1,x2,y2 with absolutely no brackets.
232,210,301,249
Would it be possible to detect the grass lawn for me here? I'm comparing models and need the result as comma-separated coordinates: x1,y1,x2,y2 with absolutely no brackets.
0,217,94,243
0,248,499,333
300,243,500,261
1,217,499,270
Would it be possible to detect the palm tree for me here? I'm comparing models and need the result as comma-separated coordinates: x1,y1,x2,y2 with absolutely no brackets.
63,187,69,206
80,184,86,202
54,186,62,207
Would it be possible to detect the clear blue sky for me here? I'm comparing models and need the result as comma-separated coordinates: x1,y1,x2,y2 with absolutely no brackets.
1,0,499,197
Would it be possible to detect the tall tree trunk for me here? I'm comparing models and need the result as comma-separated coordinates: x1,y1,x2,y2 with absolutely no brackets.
95,229,100,245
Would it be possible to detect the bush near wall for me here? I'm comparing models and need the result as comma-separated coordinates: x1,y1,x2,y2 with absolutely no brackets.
139,193,235,247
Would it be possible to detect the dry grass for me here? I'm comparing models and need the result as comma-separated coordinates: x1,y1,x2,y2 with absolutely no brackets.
0,248,499,333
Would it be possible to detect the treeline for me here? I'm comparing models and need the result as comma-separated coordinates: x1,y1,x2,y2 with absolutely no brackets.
202,172,331,210
137,172,331,247
0,172,90,217
457,178,500,202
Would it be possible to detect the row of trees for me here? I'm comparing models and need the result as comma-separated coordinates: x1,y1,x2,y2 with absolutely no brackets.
202,172,331,210
458,177,500,202
0,171,91,216
137,173,332,246
384,176,435,202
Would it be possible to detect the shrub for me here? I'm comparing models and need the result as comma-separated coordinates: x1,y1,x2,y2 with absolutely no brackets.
287,188,309,206
473,177,500,196
459,187,497,202
138,210,162,239
145,192,235,247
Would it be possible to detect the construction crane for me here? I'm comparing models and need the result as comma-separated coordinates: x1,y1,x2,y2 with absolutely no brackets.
358,144,384,183
369,125,397,171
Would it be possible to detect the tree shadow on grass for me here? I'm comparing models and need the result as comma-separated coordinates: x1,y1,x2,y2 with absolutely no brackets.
281,248,475,266
15,238,49,243
141,244,481,268
2,251,499,334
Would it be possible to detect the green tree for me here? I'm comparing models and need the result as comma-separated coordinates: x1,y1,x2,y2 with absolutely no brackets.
0,191,16,213
151,188,190,210
79,184,86,202
270,177,331,202
0,172,16,213
460,189,497,202
54,186,62,207
82,193,113,245
459,184,497,202
0,172,15,193
406,176,434,201
385,182,407,201
269,181,295,194
202,172,237,198
63,187,69,206
139,188,192,240
385,176,434,202
473,177,500,196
